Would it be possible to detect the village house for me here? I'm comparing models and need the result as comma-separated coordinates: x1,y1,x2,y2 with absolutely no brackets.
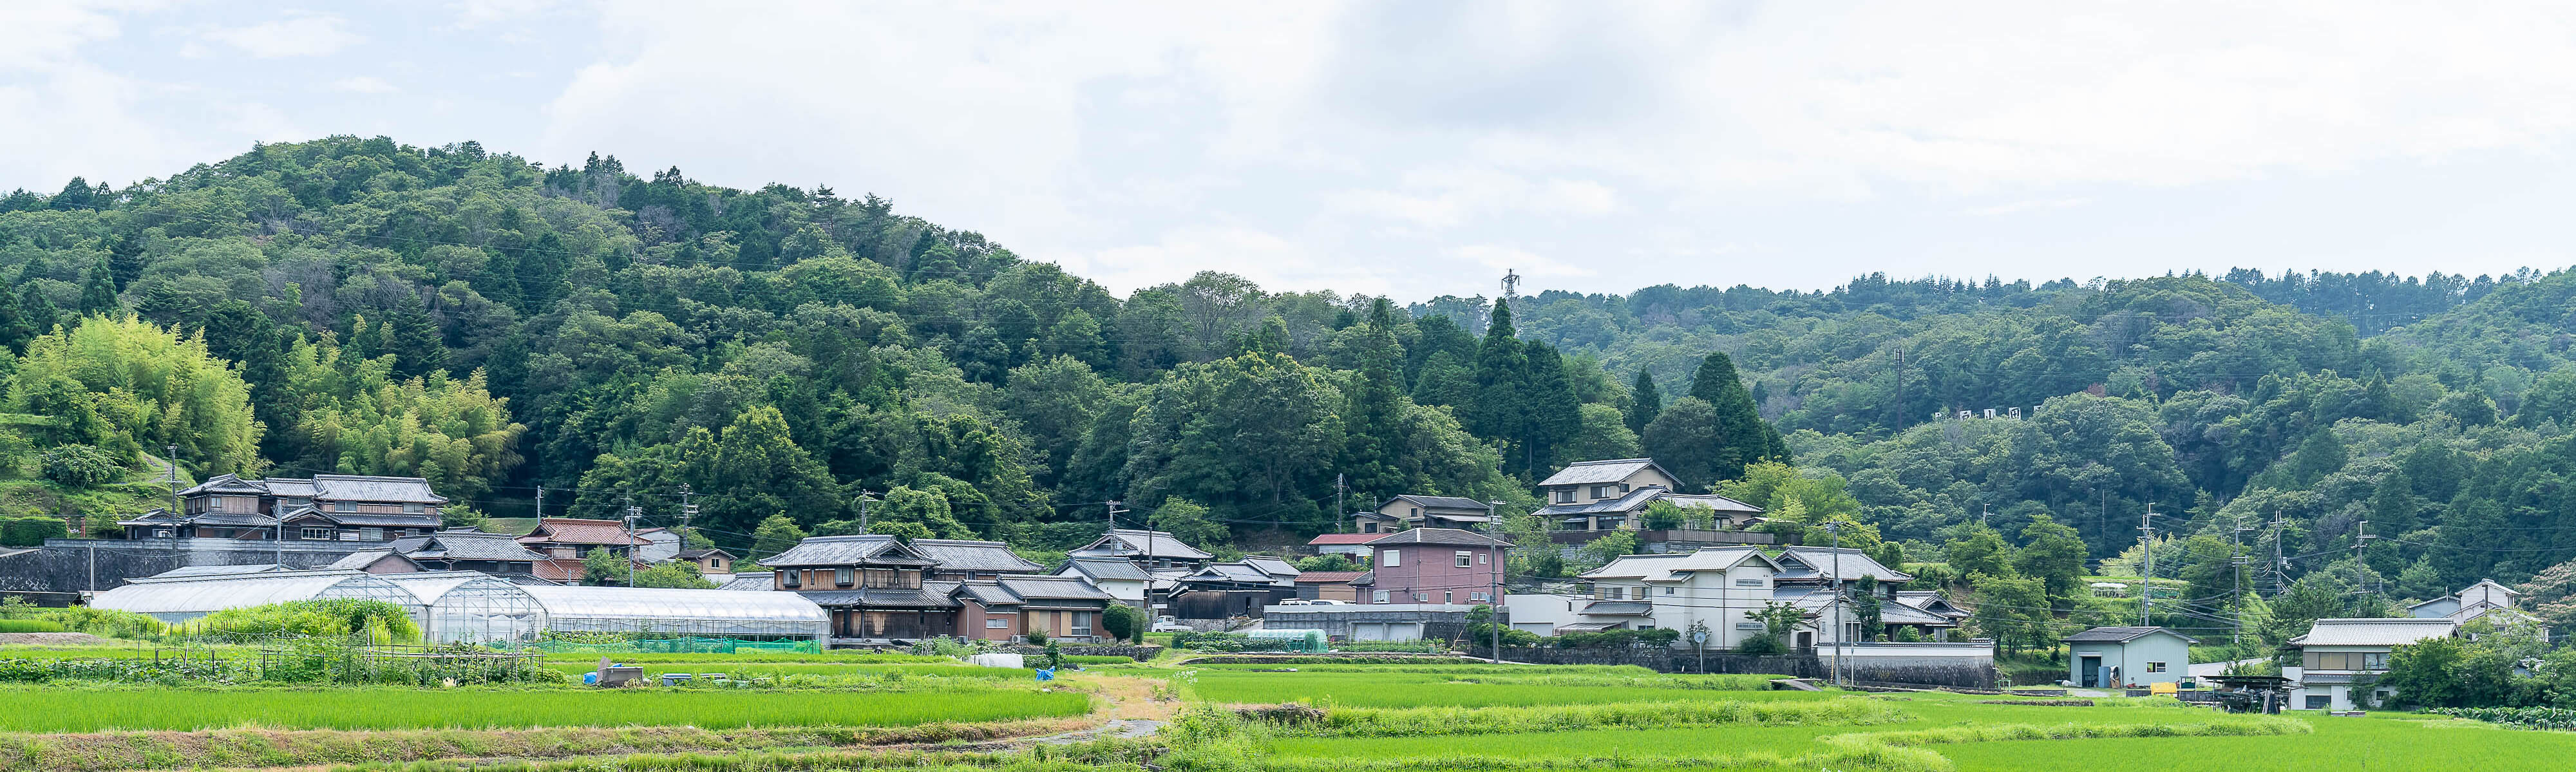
676,548,736,576
1294,570,1366,602
121,474,447,542
2410,579,2545,638
1574,546,1783,643
1768,547,1955,645
634,528,682,562
762,534,954,641
2062,626,2198,688
1353,528,1511,605
1055,557,1152,610
1068,528,1211,571
1533,459,1765,532
329,529,549,576
515,518,652,582
947,576,1116,642
2287,617,2459,710
1305,532,1381,557
1352,495,1495,533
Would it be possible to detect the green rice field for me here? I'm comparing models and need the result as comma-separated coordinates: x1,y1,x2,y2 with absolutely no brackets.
536,661,1036,679
0,685,1091,731
1187,669,1816,708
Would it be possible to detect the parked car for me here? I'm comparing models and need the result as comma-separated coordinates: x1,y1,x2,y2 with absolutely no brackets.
1276,599,1312,605
1307,599,1350,605
1151,616,1193,632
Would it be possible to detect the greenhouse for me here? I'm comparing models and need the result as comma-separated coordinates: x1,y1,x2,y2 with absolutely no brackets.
382,572,548,645
90,570,426,624
517,585,829,643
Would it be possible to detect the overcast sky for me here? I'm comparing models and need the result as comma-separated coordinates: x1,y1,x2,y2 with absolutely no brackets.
6,2,2575,301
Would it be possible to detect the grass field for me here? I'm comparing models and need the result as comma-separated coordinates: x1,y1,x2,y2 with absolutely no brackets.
1188,670,1819,708
0,685,1091,731
536,661,1036,679
1938,712,2576,771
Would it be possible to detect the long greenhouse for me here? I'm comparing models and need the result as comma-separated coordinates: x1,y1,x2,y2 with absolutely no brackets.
381,572,548,645
518,585,829,642
90,570,426,624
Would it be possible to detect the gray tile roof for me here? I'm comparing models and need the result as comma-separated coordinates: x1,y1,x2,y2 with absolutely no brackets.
315,512,442,528
1388,494,1492,512
954,582,1023,605
1539,458,1671,487
1187,563,1283,585
764,535,933,567
2063,626,2198,644
1581,600,1655,616
1537,486,1670,517
1075,529,1213,561
1363,527,1512,548
312,475,446,504
325,551,396,570
911,539,1045,573
1774,547,1911,583
1059,557,1151,582
178,475,267,496
999,577,1114,601
798,587,958,608
1243,556,1302,578
151,563,290,578
2295,618,2456,647
717,572,775,591
1582,547,1777,581
392,531,547,562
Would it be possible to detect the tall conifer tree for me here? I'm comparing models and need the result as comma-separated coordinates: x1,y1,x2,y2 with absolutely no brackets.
1343,299,1408,502
1468,301,1528,456
1688,351,1783,482
1626,370,1661,435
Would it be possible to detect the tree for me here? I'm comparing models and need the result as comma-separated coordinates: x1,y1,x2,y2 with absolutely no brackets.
1148,498,1229,551
1625,370,1660,435
77,259,118,315
1967,572,2051,655
1101,603,1144,642
39,444,120,487
1687,351,1784,482
1467,301,1529,462
580,547,630,585
1297,553,1359,572
1562,403,1642,467
2013,514,2090,604
1641,397,1722,488
1342,299,1409,501
750,514,806,561
1944,525,2016,581
873,485,974,540
10,315,263,475
633,561,718,589
1515,343,1584,478
1854,575,1885,641
2378,636,2468,709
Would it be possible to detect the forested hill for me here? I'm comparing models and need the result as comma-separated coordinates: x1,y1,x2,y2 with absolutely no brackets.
4,137,2576,618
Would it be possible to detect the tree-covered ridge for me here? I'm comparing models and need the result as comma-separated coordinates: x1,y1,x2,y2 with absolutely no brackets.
4,135,2575,616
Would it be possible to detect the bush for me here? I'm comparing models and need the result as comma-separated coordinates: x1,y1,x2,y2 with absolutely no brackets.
1,516,70,547
1102,603,1144,642
39,444,121,487
187,599,421,642
1734,633,1788,655
1025,628,1050,646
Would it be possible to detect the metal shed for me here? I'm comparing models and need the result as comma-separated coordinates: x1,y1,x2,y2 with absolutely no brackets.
90,569,426,624
381,572,548,645
517,585,829,641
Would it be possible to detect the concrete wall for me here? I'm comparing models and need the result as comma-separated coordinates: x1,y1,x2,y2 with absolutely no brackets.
1263,604,1470,641
0,538,372,594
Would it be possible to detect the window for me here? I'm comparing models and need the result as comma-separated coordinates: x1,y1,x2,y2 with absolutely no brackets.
1072,612,1094,634
1362,522,1378,533
1373,590,1390,603
1444,590,1454,602
1735,579,1765,587
1555,489,1575,503
1414,592,1430,602
1381,550,1401,567
835,568,855,587
2305,695,2331,710
1479,552,1489,564
2146,662,2167,673
1455,551,1473,567
986,617,1009,628
153,529,173,538
2363,652,2388,671
1470,591,1490,602
1607,587,1624,599
360,527,384,541
301,527,334,540
1618,483,1631,493
1664,587,1676,595
1410,507,1421,516
335,501,355,512
1592,485,1615,499
404,504,424,514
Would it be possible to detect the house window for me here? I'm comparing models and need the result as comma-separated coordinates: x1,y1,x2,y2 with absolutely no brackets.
1363,523,1378,533
1414,592,1430,602
2306,695,2331,710
985,617,1009,629
1072,612,1093,635
1736,622,1764,630
1607,587,1624,599
153,529,173,538
1455,551,1473,567
1555,489,1575,504
2146,662,2167,673
1471,591,1490,602
301,527,334,540
1374,590,1390,603
1444,590,1454,603
336,501,355,512
1664,587,1676,595
2363,652,2388,671
1410,507,1421,516
1381,550,1401,567
835,568,855,587
1735,579,1765,587
1618,483,1631,493
1479,552,1488,564
404,504,424,513
360,527,384,541
783,571,802,588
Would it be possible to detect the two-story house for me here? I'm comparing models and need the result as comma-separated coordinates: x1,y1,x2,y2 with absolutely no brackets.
2409,579,2545,638
122,474,446,541
332,529,550,576
516,518,654,581
1768,546,1953,645
1352,495,1495,534
949,576,1116,642
762,534,954,641
1056,557,1153,610
1066,528,1211,571
910,539,1046,581
1533,458,1765,532
1352,528,1511,605
2287,617,2459,710
1574,546,1785,645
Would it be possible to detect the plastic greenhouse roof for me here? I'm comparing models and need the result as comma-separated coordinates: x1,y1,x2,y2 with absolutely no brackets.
381,572,534,605
517,585,829,625
91,570,425,618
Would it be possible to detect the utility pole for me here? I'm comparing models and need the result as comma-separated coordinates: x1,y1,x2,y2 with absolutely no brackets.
1488,501,1506,665
2272,514,2288,596
2231,516,2254,653
2139,508,2158,626
1335,474,1346,531
854,489,874,533
533,485,544,522
1892,348,1906,432
2354,519,2376,603
621,490,640,588
163,446,180,515
1826,521,1845,688
678,484,696,549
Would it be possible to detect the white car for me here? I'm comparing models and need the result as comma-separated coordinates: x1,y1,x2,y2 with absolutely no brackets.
1151,616,1193,632
1276,599,1313,605
1307,599,1351,605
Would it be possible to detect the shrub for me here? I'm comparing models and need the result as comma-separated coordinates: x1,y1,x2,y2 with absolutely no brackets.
1025,628,1050,646
187,599,421,642
1,516,70,547
39,444,122,487
1734,634,1788,655
1102,603,1144,642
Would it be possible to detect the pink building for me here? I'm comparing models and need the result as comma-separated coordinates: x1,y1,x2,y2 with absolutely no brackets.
1354,528,1513,605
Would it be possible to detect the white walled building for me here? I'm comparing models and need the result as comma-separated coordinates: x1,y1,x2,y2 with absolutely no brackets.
1572,547,1783,645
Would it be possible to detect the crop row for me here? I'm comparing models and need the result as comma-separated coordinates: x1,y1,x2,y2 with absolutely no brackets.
0,686,1091,732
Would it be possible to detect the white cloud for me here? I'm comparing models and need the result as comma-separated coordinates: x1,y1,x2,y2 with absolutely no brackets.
331,76,396,93
200,15,361,59
1451,244,1594,281
1064,225,1395,296
1966,198,2092,216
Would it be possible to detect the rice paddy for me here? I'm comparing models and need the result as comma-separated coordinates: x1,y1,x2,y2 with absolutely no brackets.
1187,669,1817,708
0,684,1091,731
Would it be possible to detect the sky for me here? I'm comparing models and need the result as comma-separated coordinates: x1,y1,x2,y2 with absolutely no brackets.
5,1,2575,301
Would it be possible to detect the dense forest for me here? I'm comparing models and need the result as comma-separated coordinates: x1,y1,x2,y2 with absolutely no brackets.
4,137,2575,638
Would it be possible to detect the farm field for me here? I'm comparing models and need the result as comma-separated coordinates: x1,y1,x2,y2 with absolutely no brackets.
535,661,1037,678
1187,669,1824,707
0,684,1091,731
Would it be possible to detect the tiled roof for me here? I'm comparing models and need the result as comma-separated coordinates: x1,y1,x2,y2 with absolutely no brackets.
1308,533,1385,545
1581,547,1777,581
911,539,1045,573
393,531,549,562
532,558,585,581
998,576,1113,601
312,511,442,527
1387,494,1492,512
799,587,958,608
1077,529,1213,561
1244,556,1302,578
178,475,267,496
1059,557,1151,581
1365,527,1512,548
2063,626,2199,644
1879,598,1956,626
518,518,647,547
1537,486,1669,517
1581,600,1655,616
1188,563,1283,584
1774,547,1912,583
1294,570,1367,583
312,475,446,504
2296,618,2457,647
676,548,735,560
717,572,775,591
1539,458,1670,487
762,534,932,567
325,551,407,570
